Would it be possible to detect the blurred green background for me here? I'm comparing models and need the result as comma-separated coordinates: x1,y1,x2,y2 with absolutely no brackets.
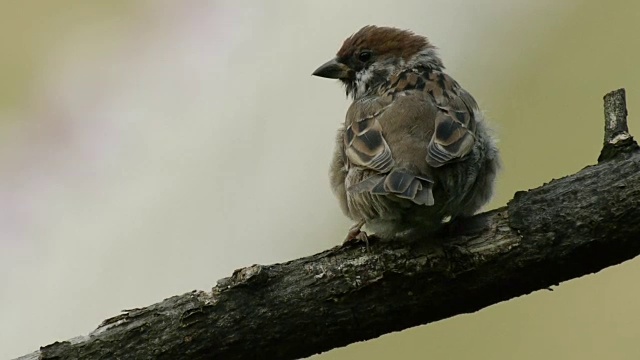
1,1,640,359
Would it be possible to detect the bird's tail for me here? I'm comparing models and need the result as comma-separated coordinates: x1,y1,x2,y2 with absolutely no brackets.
347,169,435,206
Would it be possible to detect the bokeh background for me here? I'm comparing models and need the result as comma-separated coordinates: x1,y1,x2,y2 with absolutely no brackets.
2,1,640,359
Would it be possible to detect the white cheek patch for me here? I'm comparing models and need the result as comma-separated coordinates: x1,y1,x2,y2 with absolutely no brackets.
353,61,398,98
355,69,373,98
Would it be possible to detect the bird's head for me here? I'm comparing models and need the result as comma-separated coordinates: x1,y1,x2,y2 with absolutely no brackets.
312,25,443,99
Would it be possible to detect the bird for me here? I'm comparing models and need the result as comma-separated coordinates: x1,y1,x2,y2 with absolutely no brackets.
312,25,500,243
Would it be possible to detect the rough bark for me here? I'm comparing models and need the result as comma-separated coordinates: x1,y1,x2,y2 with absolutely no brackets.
599,88,639,161
16,89,640,360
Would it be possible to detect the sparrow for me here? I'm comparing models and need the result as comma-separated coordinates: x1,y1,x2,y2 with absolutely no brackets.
312,25,500,243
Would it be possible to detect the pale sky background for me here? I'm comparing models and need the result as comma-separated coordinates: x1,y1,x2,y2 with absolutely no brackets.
1,1,640,359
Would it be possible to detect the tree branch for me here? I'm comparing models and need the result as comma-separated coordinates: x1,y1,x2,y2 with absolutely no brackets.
16,89,640,360
599,88,639,162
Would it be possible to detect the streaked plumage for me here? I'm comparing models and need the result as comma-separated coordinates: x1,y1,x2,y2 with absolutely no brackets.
313,26,500,241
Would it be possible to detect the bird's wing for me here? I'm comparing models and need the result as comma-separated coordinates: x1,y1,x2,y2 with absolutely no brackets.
343,105,395,173
386,68,479,168
345,68,480,206
343,94,436,206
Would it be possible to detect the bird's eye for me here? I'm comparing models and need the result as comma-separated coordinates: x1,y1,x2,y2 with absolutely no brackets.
358,50,372,62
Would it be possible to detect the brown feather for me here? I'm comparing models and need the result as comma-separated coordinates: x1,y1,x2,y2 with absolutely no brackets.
337,26,431,61
322,26,500,239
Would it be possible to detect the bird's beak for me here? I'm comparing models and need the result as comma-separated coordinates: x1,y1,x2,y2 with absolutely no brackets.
312,58,350,79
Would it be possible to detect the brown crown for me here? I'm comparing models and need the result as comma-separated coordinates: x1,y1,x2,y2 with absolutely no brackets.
336,25,431,61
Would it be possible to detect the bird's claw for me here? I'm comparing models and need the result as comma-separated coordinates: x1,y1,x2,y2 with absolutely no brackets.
343,221,369,249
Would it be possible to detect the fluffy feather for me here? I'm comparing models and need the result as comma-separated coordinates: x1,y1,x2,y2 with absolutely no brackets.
316,26,500,241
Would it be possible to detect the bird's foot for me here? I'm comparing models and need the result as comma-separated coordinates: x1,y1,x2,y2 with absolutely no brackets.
343,220,369,249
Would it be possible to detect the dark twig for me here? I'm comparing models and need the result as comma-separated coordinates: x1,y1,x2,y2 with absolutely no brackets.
598,88,639,162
